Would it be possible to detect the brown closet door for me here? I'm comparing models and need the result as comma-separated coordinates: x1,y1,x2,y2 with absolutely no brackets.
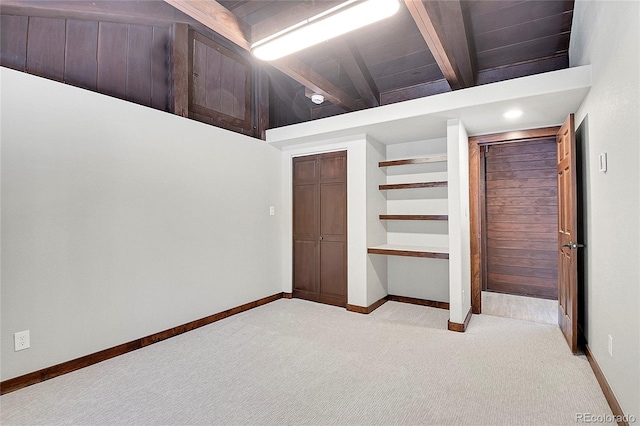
293,152,347,307
484,139,559,299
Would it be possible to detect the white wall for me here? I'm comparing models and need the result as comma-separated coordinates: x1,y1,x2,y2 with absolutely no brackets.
0,68,283,381
569,1,640,418
366,137,388,305
447,120,471,324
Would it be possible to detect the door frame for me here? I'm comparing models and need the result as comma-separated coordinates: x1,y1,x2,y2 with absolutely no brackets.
469,126,561,314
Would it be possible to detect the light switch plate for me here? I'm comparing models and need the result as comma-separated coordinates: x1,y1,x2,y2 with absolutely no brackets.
599,152,607,172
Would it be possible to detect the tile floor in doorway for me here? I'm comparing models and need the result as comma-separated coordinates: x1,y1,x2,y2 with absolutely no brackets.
482,291,558,325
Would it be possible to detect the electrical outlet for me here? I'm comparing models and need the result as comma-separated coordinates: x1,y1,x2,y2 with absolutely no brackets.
14,330,30,351
269,206,275,216
608,335,613,357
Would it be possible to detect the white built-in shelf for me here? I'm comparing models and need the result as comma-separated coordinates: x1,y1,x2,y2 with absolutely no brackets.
379,181,447,190
380,214,448,221
379,156,447,168
367,244,449,259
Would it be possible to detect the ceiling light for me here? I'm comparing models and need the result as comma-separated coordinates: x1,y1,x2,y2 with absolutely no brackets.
251,0,400,61
503,109,523,119
311,94,325,105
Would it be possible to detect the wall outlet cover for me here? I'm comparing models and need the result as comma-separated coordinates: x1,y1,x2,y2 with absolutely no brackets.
14,330,30,351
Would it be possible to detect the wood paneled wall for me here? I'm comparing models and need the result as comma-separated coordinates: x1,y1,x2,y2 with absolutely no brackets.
483,138,559,299
1,14,171,112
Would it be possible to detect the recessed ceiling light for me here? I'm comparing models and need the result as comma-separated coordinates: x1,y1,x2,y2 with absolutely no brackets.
251,0,400,61
503,109,523,119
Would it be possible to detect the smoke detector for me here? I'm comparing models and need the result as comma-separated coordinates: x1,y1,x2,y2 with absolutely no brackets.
311,94,325,105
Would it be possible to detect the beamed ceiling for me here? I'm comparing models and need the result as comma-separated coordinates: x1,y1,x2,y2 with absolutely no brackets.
0,0,574,137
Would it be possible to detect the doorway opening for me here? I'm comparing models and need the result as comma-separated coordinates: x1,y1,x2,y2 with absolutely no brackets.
292,151,348,308
469,127,561,325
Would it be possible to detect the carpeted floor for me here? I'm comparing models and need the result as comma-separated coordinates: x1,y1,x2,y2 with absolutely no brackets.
1,299,611,425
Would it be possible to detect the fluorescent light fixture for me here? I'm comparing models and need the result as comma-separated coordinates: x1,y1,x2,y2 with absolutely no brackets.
503,109,523,119
252,0,400,61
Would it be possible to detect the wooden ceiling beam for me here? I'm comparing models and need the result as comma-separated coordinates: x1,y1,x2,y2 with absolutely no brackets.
437,0,475,87
163,0,252,50
405,0,473,90
333,39,380,108
0,0,199,27
163,0,358,112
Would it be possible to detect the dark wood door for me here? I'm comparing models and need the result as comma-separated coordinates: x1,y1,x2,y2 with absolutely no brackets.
556,114,579,353
483,138,559,299
293,151,347,307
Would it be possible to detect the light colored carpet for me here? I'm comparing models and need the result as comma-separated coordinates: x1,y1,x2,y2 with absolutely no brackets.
1,299,611,425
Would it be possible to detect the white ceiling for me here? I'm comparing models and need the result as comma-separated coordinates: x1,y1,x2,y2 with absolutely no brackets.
266,66,592,147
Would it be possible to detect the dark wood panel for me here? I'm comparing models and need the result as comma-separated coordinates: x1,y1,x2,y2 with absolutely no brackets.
97,21,128,98
486,178,556,189
474,11,573,53
484,138,558,298
321,183,346,237
470,0,573,35
189,31,252,131
490,264,557,280
374,62,443,93
477,33,570,70
151,26,170,111
487,230,557,241
293,157,317,182
126,24,153,105
27,16,66,81
476,54,568,86
488,272,556,289
488,280,558,299
191,38,207,109
65,19,98,91
220,54,236,117
487,151,556,164
486,154,557,168
320,153,347,181
485,214,557,224
487,247,557,261
0,15,28,70
486,187,557,198
486,238,556,251
487,205,557,216
293,240,317,295
488,255,557,269
0,292,285,395
320,241,346,304
485,197,558,206
380,79,451,105
293,185,316,237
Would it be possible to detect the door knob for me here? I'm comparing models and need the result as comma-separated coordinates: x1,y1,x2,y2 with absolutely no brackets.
319,236,323,241
562,242,584,249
